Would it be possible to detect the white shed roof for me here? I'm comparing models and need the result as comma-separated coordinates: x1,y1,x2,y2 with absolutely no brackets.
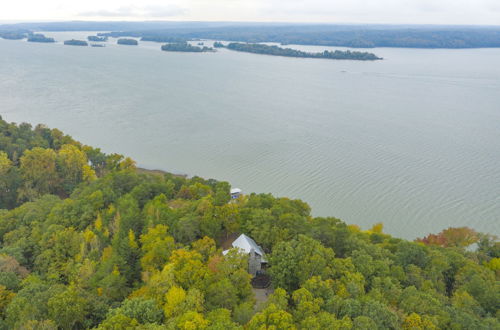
230,188,242,194
223,234,267,262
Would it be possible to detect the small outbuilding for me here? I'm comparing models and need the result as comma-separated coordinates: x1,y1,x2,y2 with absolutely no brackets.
230,188,242,199
223,234,267,276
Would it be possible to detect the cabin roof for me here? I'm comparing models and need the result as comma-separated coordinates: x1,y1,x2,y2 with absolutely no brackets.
222,233,267,262
230,188,242,194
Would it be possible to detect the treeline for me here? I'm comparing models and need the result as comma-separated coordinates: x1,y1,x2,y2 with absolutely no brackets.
97,25,500,49
161,42,214,53
141,36,187,43
64,39,88,46
3,22,500,48
225,43,382,61
0,117,133,209
117,38,138,46
0,118,498,329
0,32,26,40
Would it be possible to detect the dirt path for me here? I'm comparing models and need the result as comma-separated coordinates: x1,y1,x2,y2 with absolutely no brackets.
253,287,273,311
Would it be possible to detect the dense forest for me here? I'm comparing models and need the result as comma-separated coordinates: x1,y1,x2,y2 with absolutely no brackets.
64,40,89,47
161,42,214,53
0,116,498,329
224,43,381,61
117,39,138,46
92,24,500,49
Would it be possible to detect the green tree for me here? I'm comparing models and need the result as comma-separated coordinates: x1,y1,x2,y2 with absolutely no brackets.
109,297,163,324
0,152,20,209
176,311,209,329
247,303,296,330
19,147,58,199
269,235,335,292
206,308,242,329
57,144,95,193
98,313,139,329
0,285,15,317
47,285,88,329
140,225,175,272
213,182,231,206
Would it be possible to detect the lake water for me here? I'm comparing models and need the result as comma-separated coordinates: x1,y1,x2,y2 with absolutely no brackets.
1,31,499,239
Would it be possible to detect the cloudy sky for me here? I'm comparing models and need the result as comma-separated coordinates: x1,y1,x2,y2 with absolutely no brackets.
1,0,499,25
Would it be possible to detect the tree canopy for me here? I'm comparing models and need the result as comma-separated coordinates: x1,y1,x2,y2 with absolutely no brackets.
0,117,498,329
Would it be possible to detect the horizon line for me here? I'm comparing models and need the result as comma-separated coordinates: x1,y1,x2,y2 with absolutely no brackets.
1,19,500,28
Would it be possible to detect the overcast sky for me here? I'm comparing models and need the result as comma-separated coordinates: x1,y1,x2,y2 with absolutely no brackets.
2,0,499,25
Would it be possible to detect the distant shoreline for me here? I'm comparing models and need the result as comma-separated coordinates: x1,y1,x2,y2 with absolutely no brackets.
136,167,187,178
2,21,500,49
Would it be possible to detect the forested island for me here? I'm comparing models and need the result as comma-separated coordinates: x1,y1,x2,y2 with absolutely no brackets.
87,35,108,42
224,43,382,61
117,38,138,46
64,39,88,46
0,116,498,329
26,33,55,43
161,42,214,53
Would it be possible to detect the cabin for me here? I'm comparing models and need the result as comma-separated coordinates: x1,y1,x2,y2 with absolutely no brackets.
223,234,267,276
230,188,242,199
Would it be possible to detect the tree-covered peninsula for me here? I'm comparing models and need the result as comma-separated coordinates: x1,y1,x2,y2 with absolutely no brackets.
0,32,26,40
117,38,138,45
161,42,214,53
224,43,382,60
0,116,498,329
64,39,88,46
26,33,55,43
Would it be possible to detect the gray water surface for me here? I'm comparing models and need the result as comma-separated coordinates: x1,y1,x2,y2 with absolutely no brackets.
1,32,499,239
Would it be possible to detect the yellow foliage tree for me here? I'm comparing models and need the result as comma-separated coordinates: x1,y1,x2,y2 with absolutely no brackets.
19,147,58,198
57,144,96,192
164,286,204,319
177,311,209,330
371,222,384,234
402,312,436,330
164,286,187,318
0,285,15,317
140,225,175,272
0,151,12,176
169,249,207,289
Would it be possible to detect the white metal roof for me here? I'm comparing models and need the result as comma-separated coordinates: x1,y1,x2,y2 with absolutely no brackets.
223,234,267,262
230,188,242,194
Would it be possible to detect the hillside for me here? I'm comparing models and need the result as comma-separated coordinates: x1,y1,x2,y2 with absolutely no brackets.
0,116,498,329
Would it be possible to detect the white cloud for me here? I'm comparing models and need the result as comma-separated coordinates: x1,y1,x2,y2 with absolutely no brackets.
79,5,187,18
